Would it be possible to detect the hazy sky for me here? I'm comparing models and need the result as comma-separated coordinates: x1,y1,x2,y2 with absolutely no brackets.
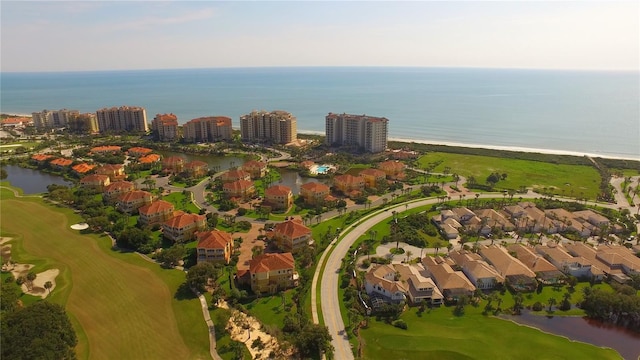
2,1,638,72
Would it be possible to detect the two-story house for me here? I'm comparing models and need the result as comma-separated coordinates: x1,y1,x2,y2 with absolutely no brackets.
162,212,207,243
248,253,297,294
196,230,234,264
270,219,312,253
138,200,175,226
264,185,293,211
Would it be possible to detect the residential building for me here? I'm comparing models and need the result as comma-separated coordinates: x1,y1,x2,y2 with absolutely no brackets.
32,109,79,130
127,147,153,157
184,161,209,178
478,245,537,291
91,145,122,154
364,264,407,304
378,161,405,179
421,256,476,300
247,253,297,294
242,160,268,179
333,174,365,196
264,185,293,211
151,113,179,141
196,230,234,264
565,242,639,278
506,244,564,284
449,250,504,290
1,117,32,128
67,113,99,134
72,163,96,176
222,180,255,200
49,158,73,169
240,110,297,144
138,154,161,168
31,154,54,164
183,116,233,142
103,181,135,202
79,174,111,191
325,113,388,153
535,243,604,281
162,212,207,243
474,209,516,232
162,156,185,174
359,168,387,188
96,106,148,133
299,182,332,205
220,169,251,183
116,190,153,213
394,264,444,305
138,200,175,226
95,164,126,182
271,219,312,253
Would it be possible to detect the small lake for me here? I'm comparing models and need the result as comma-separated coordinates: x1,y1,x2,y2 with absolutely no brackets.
275,168,330,195
156,150,246,172
502,312,640,360
3,165,72,194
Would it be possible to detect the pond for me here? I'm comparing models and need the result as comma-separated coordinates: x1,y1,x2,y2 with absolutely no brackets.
275,168,330,195
157,150,247,172
3,165,72,194
502,312,640,360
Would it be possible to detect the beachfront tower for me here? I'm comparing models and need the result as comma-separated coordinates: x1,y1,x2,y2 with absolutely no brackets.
240,110,297,144
151,113,179,141
96,106,148,133
32,109,79,130
183,116,233,143
325,113,388,153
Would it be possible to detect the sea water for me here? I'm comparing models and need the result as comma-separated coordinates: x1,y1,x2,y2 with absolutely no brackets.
1,67,638,159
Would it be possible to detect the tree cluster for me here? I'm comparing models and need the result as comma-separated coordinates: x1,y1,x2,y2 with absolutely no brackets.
581,284,640,332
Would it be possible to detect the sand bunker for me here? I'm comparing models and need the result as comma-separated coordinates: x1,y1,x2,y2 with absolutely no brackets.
223,303,285,359
70,223,89,230
8,264,59,299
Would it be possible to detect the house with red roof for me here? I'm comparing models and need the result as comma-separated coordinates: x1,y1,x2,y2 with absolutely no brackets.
79,174,111,191
264,185,293,211
162,212,207,243
116,190,153,213
299,182,331,205
138,200,175,226
162,156,185,173
49,158,73,169
378,160,406,179
242,160,268,179
127,147,153,157
220,169,251,183
95,164,126,181
138,153,161,169
185,161,208,178
334,174,365,197
247,253,297,294
359,168,387,188
103,181,136,202
196,230,234,264
223,180,255,200
91,145,122,154
72,163,96,175
270,219,313,253
31,153,54,164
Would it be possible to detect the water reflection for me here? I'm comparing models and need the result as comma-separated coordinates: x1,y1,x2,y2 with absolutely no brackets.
156,150,246,171
3,165,72,194
275,168,330,195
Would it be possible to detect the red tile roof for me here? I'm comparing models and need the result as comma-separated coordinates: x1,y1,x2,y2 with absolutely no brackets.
117,190,152,202
300,182,329,192
72,163,96,174
91,145,122,153
139,154,161,164
379,161,405,171
197,230,232,249
334,174,364,184
50,158,73,167
31,154,54,161
185,161,208,169
96,164,124,172
265,185,292,197
138,200,174,215
164,213,206,229
273,220,311,239
127,147,153,156
223,180,254,192
222,169,250,180
249,253,295,274
359,168,386,177
80,174,109,184
162,156,185,166
104,181,134,192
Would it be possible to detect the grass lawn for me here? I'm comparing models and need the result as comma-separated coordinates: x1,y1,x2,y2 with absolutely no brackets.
244,291,297,329
208,305,252,360
417,152,601,199
361,306,620,360
163,191,201,213
0,188,209,359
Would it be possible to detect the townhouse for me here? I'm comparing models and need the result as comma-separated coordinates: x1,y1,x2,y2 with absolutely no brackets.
196,230,234,264
264,185,293,211
270,219,312,253
79,174,111,191
162,212,207,243
138,200,175,226
222,180,255,201
242,160,268,179
246,253,297,294
116,190,153,213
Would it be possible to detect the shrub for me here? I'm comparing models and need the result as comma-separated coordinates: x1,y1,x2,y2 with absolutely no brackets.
237,208,247,216
392,319,408,330
532,301,543,311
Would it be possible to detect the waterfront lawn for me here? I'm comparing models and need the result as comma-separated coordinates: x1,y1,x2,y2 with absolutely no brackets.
163,191,200,213
361,305,620,360
0,189,209,359
417,152,600,199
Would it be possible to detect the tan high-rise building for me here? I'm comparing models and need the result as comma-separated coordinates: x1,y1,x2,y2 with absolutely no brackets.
240,110,297,144
183,116,233,142
67,113,99,134
32,109,79,130
96,106,148,133
325,113,388,153
151,113,179,141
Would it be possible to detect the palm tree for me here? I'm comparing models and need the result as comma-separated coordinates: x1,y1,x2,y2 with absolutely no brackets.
44,281,53,295
405,250,413,263
547,297,557,312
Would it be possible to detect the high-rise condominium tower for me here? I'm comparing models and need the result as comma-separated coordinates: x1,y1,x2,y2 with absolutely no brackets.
183,116,233,142
96,106,148,133
240,110,297,144
325,113,388,153
32,109,79,130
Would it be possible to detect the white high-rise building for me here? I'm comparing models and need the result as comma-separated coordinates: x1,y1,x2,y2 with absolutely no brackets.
240,110,297,144
96,106,148,133
325,113,388,153
32,109,79,130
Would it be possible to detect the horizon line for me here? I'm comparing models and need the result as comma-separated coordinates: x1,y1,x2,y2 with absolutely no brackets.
2,65,638,75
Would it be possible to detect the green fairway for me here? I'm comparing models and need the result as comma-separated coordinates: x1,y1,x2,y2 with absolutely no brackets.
0,189,209,359
361,306,621,360
418,152,601,199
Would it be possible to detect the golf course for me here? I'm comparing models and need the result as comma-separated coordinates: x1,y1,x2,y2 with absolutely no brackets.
0,186,210,359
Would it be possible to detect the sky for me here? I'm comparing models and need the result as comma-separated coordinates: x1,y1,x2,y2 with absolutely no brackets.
1,1,638,72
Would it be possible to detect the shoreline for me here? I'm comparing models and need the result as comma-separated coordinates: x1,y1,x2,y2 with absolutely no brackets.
2,113,638,161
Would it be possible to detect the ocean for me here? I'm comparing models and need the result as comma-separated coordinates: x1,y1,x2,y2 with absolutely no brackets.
1,67,638,159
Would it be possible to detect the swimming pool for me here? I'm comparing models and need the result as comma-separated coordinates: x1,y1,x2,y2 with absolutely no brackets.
316,165,330,174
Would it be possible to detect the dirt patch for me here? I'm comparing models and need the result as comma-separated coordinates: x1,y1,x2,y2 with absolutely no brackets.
222,303,284,358
1,237,12,263
236,223,266,271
